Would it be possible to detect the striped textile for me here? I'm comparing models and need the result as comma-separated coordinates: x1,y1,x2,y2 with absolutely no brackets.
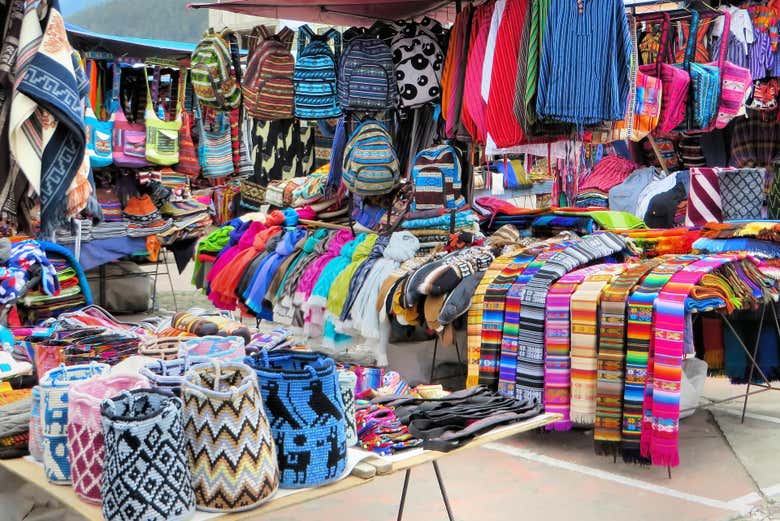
569,265,626,426
593,258,665,455
520,0,550,129
467,253,516,388
685,168,723,226
621,255,697,463
512,1,533,132
646,255,738,467
544,264,608,430
462,1,494,144
480,254,535,391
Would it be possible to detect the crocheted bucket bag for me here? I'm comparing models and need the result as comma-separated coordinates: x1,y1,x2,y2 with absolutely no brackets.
28,386,43,462
100,389,196,521
140,357,210,396
39,363,109,484
67,374,148,504
182,360,279,512
337,370,358,446
179,336,246,362
245,350,348,488
139,336,184,360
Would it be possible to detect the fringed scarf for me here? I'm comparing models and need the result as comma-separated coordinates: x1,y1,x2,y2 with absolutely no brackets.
621,255,697,463
593,258,664,455
340,235,390,327
569,264,626,425
645,255,737,467
544,264,610,431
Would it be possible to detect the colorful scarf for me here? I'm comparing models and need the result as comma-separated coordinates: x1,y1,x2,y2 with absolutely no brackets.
646,255,739,467
569,264,626,425
593,258,664,455
621,255,697,463
544,264,609,430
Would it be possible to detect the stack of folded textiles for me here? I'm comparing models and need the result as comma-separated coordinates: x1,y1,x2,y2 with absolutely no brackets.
159,199,212,243
693,222,780,259
123,194,172,238
54,220,92,244
19,253,85,322
574,189,609,208
91,221,128,240
620,228,700,257
474,196,548,234
99,200,123,222
401,208,479,250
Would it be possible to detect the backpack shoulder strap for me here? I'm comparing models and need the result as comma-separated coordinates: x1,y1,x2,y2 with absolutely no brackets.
277,26,295,52
323,28,342,64
297,25,316,59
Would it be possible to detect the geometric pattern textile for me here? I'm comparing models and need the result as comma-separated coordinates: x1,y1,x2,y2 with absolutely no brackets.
717,168,765,222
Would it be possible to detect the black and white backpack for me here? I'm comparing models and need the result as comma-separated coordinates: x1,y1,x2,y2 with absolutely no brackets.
390,24,445,109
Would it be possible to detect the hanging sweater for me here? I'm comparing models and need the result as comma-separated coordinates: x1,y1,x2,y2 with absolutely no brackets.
536,0,631,125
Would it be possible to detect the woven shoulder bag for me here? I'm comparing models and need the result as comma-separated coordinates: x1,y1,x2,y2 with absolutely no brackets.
182,360,279,512
100,389,195,521
139,336,184,360
245,350,347,488
39,363,109,484
68,374,148,504
179,335,246,362
338,369,358,446
28,386,43,462
144,68,182,166
140,357,210,396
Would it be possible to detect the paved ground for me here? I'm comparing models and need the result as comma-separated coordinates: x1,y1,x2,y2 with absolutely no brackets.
44,258,780,521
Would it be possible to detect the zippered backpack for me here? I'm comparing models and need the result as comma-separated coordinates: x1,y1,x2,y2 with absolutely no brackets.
390,26,445,108
191,28,242,111
411,144,465,211
342,120,400,197
243,26,295,120
294,25,342,120
338,36,398,112
112,65,149,168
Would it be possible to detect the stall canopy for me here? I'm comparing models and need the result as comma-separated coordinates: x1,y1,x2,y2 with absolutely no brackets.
187,0,457,27
66,23,198,60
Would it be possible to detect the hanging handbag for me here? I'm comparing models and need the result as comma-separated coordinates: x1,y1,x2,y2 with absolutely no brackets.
178,335,245,361
638,14,691,135
39,363,110,484
675,11,720,132
28,386,43,462
140,357,210,396
712,12,752,129
85,65,114,168
177,72,201,177
112,65,151,168
245,350,347,488
144,68,182,166
100,389,196,521
67,373,148,504
196,101,235,178
181,360,279,512
338,369,358,446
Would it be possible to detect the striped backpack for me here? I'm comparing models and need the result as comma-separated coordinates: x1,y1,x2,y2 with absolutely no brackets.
293,26,342,120
243,26,295,120
338,36,398,112
342,120,400,197
191,29,242,111
410,144,465,211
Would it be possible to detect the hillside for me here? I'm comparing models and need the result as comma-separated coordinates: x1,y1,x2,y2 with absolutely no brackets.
67,0,208,42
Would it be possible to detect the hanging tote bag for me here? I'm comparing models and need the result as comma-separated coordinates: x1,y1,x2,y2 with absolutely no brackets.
181,360,279,512
39,363,110,484
140,357,210,396
178,335,245,362
337,369,358,446
85,65,114,168
112,65,150,168
100,389,196,521
28,386,43,462
638,14,691,135
675,11,720,132
245,350,347,488
197,103,235,178
177,72,201,177
710,11,752,129
144,68,182,166
67,374,148,504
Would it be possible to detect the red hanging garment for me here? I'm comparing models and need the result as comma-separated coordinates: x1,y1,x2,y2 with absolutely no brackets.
462,1,494,144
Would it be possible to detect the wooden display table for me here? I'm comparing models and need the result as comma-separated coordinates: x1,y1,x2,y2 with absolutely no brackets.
0,412,561,521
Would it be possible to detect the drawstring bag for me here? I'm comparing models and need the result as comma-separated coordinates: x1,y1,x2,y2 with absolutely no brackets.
140,357,210,396
638,14,690,135
144,68,182,166
338,369,358,446
139,337,184,360
178,335,245,362
39,363,109,484
182,360,279,512
67,374,148,504
28,386,43,462
100,389,195,521
245,350,347,488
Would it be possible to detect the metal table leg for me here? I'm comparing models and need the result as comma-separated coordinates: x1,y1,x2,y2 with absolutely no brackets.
432,461,456,521
396,469,411,521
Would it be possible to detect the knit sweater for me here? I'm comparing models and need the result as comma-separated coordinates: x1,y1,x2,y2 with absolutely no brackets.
536,0,631,125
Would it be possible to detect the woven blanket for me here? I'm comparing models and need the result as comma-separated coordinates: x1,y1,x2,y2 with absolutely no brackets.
593,258,664,455
570,264,626,426
544,264,609,430
621,255,697,463
645,255,739,467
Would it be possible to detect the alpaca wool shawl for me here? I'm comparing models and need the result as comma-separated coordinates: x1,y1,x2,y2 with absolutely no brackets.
536,0,631,125
264,234,309,307
295,229,352,306
593,258,665,454
621,255,697,463
569,264,626,426
274,229,330,325
646,255,738,467
347,232,419,338
326,234,378,322
544,264,611,431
